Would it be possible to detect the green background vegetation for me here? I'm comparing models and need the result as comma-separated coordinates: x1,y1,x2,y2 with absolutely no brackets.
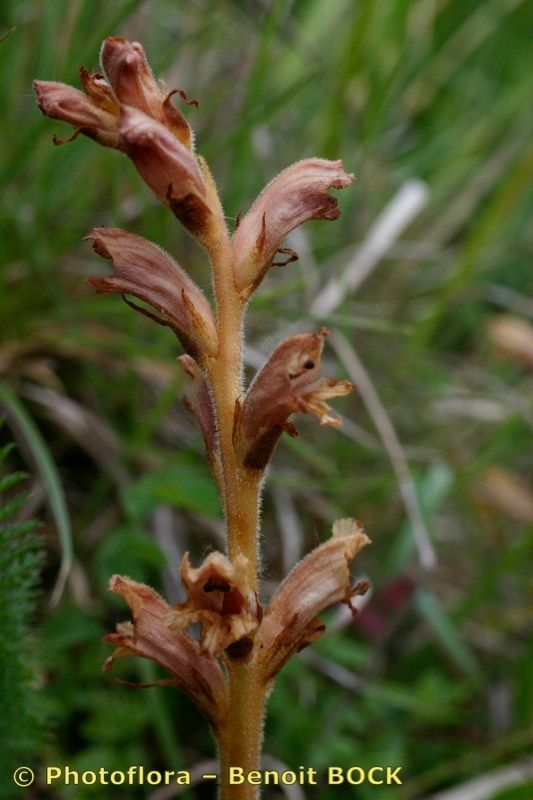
0,0,531,798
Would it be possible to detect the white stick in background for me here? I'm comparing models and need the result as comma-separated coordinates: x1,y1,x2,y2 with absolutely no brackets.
331,330,437,571
311,179,429,318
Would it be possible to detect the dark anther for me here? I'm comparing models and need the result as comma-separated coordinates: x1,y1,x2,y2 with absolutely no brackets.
272,247,299,267
203,579,230,593
226,636,254,660
121,296,173,330
167,87,199,108
53,129,81,146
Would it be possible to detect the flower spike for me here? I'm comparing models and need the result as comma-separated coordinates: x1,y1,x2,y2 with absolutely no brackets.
104,575,228,733
85,227,217,359
35,33,364,789
167,551,260,659
258,519,370,683
233,158,354,295
234,329,353,470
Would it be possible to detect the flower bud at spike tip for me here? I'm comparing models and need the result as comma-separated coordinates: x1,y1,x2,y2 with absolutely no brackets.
101,36,194,148
118,106,204,203
34,38,217,246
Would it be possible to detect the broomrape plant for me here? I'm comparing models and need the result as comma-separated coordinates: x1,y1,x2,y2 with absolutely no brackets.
34,38,370,799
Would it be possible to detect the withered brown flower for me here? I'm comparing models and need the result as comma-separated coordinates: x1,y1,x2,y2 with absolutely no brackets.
167,551,260,659
234,328,353,469
233,158,355,296
85,226,217,359
178,355,222,487
258,518,370,682
104,575,228,732
118,105,206,207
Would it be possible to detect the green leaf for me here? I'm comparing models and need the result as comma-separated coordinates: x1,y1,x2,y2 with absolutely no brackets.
122,454,220,519
384,460,453,578
414,588,485,688
0,382,73,605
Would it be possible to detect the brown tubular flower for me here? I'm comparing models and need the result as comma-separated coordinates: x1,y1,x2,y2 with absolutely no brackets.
100,36,193,149
118,106,214,241
234,329,353,470
104,575,228,733
118,105,203,201
178,355,223,488
35,39,221,247
258,519,370,683
233,158,355,296
33,74,119,147
167,552,260,659
85,227,217,359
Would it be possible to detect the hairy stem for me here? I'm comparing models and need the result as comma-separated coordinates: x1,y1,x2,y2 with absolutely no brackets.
208,235,266,798
218,664,267,800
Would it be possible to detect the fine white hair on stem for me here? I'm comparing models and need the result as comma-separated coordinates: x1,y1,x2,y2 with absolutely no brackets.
311,179,429,318
330,330,437,571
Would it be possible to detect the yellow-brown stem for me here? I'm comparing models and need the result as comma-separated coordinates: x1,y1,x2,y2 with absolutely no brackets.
207,234,261,586
207,233,267,798
218,663,267,800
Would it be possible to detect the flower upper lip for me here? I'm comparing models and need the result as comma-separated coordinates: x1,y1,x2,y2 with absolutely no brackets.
232,157,355,295
234,328,354,470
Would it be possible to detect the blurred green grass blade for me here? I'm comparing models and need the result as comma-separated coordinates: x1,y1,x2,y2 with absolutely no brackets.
123,454,221,520
228,0,286,185
0,381,73,606
0,26,16,45
83,0,148,63
34,0,69,76
384,461,453,579
320,0,373,156
414,587,484,687
206,69,318,159
418,143,533,344
137,660,191,796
